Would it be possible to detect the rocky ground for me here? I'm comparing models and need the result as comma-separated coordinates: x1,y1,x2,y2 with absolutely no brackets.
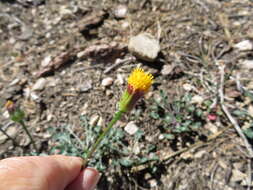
1,0,253,189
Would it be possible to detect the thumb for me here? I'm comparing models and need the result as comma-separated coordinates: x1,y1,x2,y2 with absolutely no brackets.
0,155,82,190
66,167,101,190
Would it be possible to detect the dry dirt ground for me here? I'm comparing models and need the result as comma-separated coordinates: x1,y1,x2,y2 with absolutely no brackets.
1,0,253,189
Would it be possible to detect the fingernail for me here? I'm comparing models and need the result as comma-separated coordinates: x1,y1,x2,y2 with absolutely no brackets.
69,157,83,167
82,168,100,190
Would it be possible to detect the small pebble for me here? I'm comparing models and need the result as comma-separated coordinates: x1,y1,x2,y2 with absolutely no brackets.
149,180,158,188
161,65,173,75
43,133,51,139
47,113,53,122
183,83,193,91
3,111,10,118
30,91,40,101
80,103,89,115
231,169,247,182
116,74,124,85
89,115,99,126
240,60,253,69
234,40,253,51
158,134,165,140
191,95,204,104
9,37,16,44
9,78,20,86
133,142,141,155
32,78,47,91
124,121,138,135
77,80,92,92
194,150,206,159
204,122,218,134
101,77,113,87
114,5,128,19
41,56,52,67
59,5,73,18
77,51,86,59
97,117,104,127
128,33,160,62
121,21,129,29
248,105,253,117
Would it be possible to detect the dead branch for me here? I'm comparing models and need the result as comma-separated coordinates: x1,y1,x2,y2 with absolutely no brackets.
219,65,253,158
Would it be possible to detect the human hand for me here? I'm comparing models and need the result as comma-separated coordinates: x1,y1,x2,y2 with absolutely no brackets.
0,155,100,190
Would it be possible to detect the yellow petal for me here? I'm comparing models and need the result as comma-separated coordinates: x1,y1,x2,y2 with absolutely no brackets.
127,68,153,93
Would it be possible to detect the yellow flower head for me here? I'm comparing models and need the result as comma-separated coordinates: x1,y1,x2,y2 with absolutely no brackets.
5,100,15,113
127,68,153,93
119,68,154,112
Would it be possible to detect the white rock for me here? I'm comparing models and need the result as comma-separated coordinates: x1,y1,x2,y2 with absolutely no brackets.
97,117,104,127
9,37,16,44
128,33,160,62
241,179,253,186
60,5,72,17
234,40,253,51
43,133,51,139
77,80,92,92
32,78,47,91
241,60,253,69
194,150,206,158
80,103,89,115
133,142,141,155
231,169,247,182
161,65,173,75
41,56,52,67
116,74,124,85
183,83,193,91
9,78,20,86
248,105,253,117
23,87,31,98
101,77,113,87
124,121,138,135
3,111,10,118
191,95,204,104
77,51,86,59
47,77,59,87
149,179,157,188
114,5,128,19
30,92,40,101
158,134,165,140
47,113,53,122
121,21,129,29
89,115,99,126
204,122,218,134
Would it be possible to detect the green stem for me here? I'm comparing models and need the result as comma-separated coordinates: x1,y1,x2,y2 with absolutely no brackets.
83,111,124,167
19,120,38,153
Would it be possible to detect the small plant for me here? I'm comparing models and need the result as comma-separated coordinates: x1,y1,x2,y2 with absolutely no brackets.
48,125,83,157
150,90,207,139
5,100,38,153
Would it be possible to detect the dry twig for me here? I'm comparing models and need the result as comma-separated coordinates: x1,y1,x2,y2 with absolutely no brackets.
131,125,230,173
219,64,253,189
247,158,252,190
218,65,253,158
104,56,135,74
